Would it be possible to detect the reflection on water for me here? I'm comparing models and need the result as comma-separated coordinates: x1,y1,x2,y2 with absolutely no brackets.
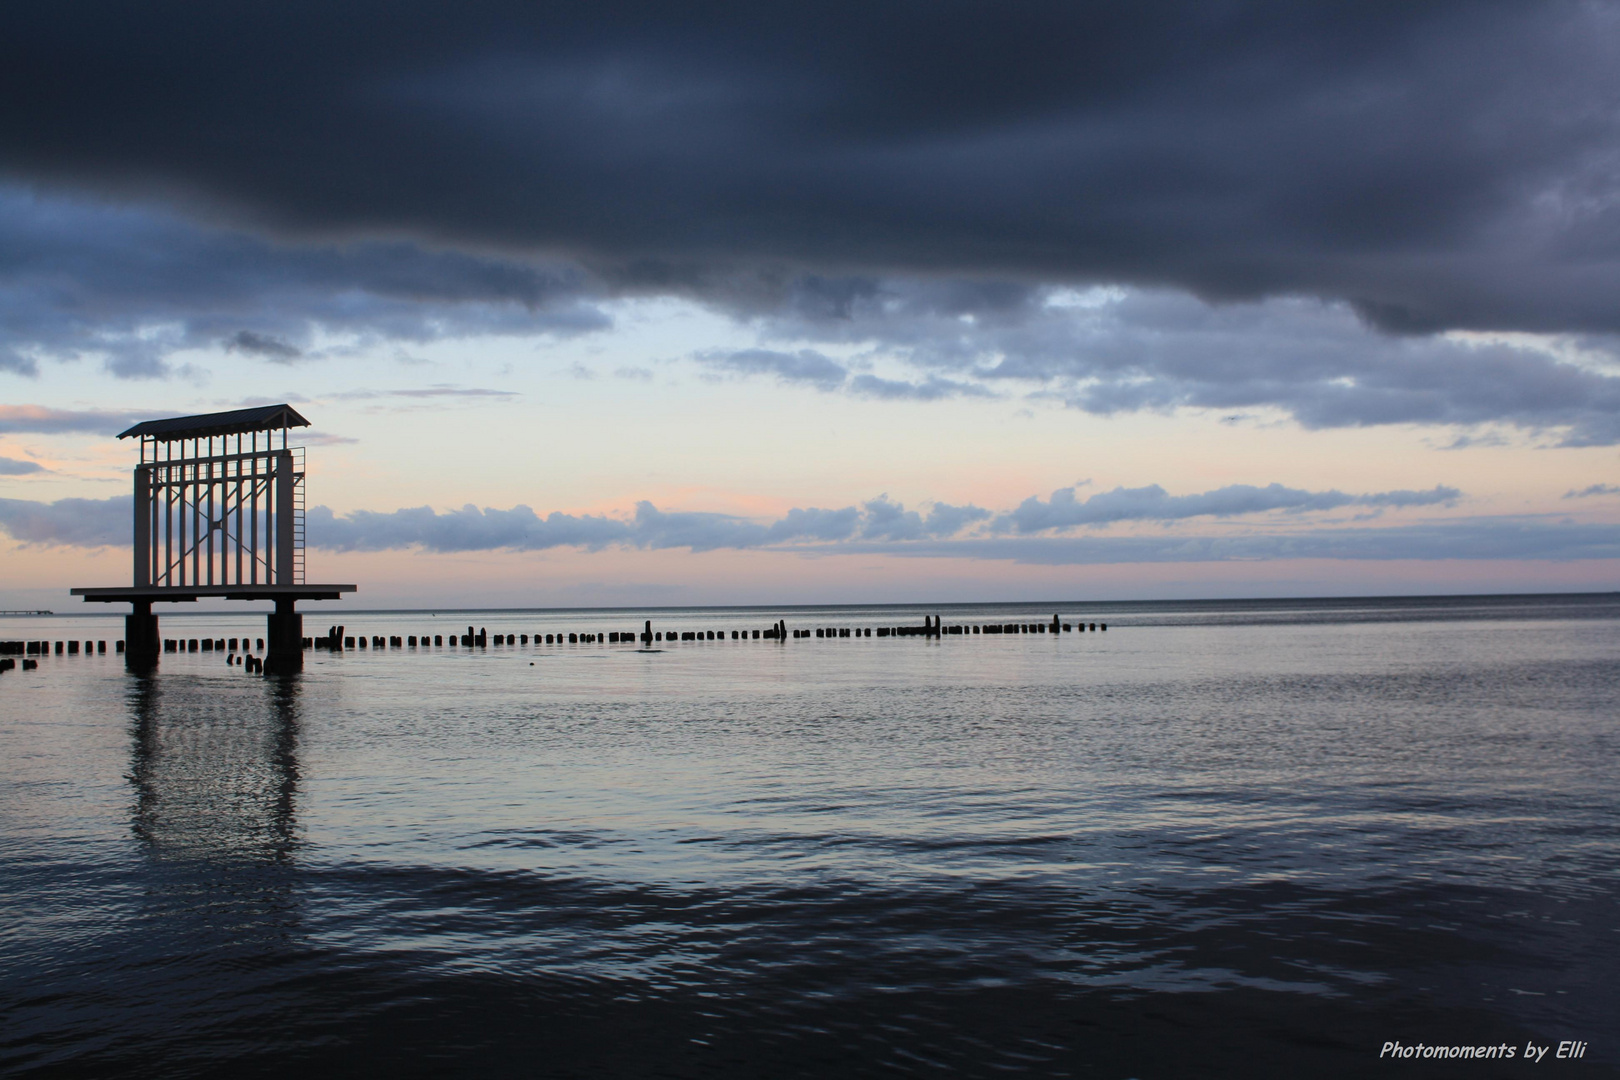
128,674,301,867
124,673,306,964
2,597,1618,1077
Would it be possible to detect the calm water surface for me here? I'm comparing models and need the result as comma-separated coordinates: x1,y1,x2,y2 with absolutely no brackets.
2,595,1617,1077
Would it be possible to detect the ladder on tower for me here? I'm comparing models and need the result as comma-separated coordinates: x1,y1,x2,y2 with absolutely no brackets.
291,446,306,585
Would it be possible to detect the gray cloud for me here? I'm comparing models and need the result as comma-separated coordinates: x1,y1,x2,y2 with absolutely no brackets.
699,347,998,402
0,492,959,552
840,521,1620,566
862,496,992,541
700,348,847,391
0,189,610,378
628,502,774,552
336,385,520,401
0,405,139,435
764,506,862,543
0,495,127,546
1564,484,1620,499
847,373,994,402
0,455,45,475
1001,482,1461,533
310,503,629,553
4,482,1467,556
5,492,1606,567
309,500,859,553
745,282,1620,445
1,347,36,376
225,330,302,362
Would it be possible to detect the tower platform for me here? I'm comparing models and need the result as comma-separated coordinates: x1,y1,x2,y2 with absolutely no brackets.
72,585,356,603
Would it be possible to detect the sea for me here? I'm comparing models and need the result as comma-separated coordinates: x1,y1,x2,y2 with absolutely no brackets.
1,593,1616,1078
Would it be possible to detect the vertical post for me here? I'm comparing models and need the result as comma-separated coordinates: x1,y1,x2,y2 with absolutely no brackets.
190,438,200,587
275,448,295,585
125,599,159,671
178,444,187,586
133,464,151,587
149,456,159,586
250,431,259,585
206,437,215,586
234,433,244,585
265,596,303,674
163,440,173,587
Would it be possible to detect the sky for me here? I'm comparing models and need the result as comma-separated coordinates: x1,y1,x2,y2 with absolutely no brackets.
1,0,1618,608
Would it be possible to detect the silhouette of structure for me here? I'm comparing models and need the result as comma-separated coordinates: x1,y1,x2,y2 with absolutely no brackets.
72,404,355,671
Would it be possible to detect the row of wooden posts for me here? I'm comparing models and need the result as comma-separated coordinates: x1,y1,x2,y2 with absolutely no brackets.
1,615,1107,675
2,639,121,656
0,636,269,674
1,638,114,673
308,615,1105,652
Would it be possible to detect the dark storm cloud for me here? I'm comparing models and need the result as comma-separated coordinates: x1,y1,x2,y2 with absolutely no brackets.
3,1,1619,333
0,189,608,377
2,2,1619,445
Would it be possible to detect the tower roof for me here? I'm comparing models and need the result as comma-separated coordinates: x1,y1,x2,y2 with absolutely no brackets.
117,404,310,441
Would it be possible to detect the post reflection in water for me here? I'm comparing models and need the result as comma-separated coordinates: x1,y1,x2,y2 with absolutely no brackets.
126,673,305,947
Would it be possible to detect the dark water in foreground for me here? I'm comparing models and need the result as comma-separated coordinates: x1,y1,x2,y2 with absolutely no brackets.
2,594,1617,1078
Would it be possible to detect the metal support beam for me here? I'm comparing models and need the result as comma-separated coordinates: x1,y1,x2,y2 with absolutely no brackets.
275,449,295,585
133,465,151,587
